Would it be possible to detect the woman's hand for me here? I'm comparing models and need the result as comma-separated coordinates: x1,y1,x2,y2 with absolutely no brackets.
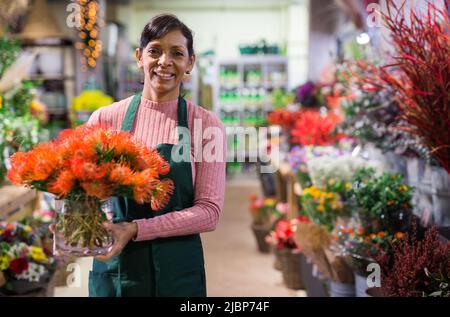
95,222,138,262
49,222,138,261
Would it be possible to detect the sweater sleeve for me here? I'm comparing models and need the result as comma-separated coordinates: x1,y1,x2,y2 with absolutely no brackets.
133,110,227,241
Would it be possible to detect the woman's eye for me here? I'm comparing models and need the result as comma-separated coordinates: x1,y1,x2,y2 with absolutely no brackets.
148,49,160,55
174,51,184,57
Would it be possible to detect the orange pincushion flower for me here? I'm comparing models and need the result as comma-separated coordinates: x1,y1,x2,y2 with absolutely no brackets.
47,170,75,197
132,169,157,204
7,152,30,184
108,131,139,157
70,158,111,180
109,164,134,185
150,178,174,211
80,180,113,199
29,143,59,181
8,124,174,208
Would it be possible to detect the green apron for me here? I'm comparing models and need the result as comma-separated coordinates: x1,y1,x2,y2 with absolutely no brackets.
89,93,206,297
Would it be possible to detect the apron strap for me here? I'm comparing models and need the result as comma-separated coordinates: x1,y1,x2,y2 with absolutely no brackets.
121,93,142,132
121,93,188,133
177,96,188,129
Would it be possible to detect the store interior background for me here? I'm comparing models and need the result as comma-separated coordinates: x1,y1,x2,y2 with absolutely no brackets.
1,0,447,297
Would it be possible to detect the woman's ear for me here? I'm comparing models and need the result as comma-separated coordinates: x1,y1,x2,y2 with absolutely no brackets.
187,54,196,73
135,48,143,69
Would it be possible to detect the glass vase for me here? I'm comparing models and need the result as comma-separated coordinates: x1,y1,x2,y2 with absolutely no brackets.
54,196,114,257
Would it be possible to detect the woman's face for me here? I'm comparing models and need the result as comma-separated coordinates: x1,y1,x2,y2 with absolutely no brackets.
136,29,195,100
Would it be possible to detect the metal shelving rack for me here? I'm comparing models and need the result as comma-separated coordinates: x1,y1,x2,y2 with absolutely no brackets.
212,55,288,116
211,55,288,164
22,38,76,131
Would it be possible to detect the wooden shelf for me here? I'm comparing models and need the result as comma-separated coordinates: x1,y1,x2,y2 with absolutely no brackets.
0,185,39,222
28,75,75,81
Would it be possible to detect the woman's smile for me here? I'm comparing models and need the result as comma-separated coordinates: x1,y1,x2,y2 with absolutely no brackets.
152,70,176,81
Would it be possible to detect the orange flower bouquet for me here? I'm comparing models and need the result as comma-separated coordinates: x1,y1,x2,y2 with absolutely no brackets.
7,125,174,256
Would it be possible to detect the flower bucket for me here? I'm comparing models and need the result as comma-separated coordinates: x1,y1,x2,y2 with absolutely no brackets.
54,197,114,257
432,194,450,226
0,272,55,297
354,273,368,297
251,223,271,253
329,280,355,297
278,248,304,290
273,247,282,271
299,255,330,297
431,167,450,226
385,151,407,179
366,287,384,297
406,157,425,188
431,166,450,195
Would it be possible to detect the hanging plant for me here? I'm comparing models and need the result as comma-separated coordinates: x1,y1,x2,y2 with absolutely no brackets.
352,0,450,173
75,0,103,71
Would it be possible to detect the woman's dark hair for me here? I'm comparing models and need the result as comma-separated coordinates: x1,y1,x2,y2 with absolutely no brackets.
139,14,194,57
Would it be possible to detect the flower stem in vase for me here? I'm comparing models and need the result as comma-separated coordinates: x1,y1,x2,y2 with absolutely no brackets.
55,197,114,257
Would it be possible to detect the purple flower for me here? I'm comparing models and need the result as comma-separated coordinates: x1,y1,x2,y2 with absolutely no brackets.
296,81,316,106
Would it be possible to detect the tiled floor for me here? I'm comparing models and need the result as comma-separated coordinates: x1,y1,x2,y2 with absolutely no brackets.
55,178,306,297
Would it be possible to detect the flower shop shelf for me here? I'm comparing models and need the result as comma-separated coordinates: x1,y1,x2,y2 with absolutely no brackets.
0,185,39,222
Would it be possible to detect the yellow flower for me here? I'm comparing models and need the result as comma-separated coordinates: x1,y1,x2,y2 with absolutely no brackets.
30,246,48,262
264,198,277,207
345,183,352,190
326,193,334,199
24,225,32,233
0,255,11,271
398,185,408,193
317,205,325,212
304,186,321,199
0,95,3,109
319,196,325,205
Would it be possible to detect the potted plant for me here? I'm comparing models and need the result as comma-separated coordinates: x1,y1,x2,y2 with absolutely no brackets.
293,220,355,297
375,223,450,297
334,226,405,297
301,185,348,233
266,216,308,290
248,195,284,253
290,110,345,147
0,221,57,296
352,0,450,225
72,89,113,126
351,168,413,235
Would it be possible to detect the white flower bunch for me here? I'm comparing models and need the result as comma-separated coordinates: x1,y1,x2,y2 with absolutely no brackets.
307,154,383,188
5,242,29,259
15,263,47,282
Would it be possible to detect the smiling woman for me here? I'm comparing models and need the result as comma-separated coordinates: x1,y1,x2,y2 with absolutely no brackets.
86,14,227,297
136,15,195,102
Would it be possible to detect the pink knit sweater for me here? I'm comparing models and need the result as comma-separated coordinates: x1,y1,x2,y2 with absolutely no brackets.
87,95,226,241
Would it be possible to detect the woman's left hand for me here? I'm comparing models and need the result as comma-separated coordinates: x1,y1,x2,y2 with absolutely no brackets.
95,222,138,262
